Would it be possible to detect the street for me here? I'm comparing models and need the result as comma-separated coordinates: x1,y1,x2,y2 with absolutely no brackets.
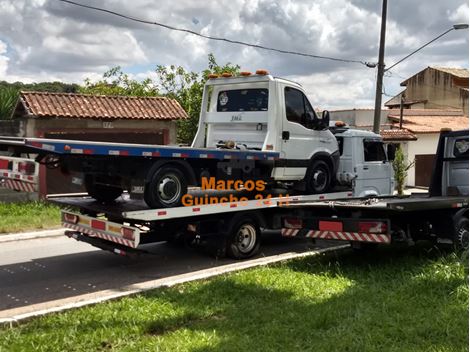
0,232,339,320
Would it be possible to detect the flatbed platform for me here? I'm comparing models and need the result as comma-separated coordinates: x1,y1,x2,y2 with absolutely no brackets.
281,194,468,212
0,137,280,161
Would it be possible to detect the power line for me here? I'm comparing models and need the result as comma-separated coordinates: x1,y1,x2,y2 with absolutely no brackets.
57,0,370,66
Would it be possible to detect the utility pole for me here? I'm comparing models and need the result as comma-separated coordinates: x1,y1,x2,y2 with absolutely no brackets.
373,0,388,134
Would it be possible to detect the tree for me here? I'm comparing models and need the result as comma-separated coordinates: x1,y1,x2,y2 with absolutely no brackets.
392,145,415,195
79,67,159,97
0,87,18,120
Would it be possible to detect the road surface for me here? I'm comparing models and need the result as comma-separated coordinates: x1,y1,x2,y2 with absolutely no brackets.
0,232,340,319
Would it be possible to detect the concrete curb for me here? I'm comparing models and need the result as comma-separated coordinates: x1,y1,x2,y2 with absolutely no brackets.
0,228,64,243
0,244,349,326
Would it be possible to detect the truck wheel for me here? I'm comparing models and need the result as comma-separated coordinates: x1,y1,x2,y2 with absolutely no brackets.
225,215,261,259
85,176,123,203
306,160,331,194
452,214,468,252
144,166,188,208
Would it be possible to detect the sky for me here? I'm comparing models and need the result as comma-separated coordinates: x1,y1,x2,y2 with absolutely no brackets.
0,0,468,110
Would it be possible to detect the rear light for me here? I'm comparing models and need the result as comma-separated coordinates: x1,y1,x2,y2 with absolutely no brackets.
91,219,106,231
359,221,387,233
319,220,343,231
0,159,11,170
120,227,135,240
63,213,79,224
284,217,303,229
18,162,35,175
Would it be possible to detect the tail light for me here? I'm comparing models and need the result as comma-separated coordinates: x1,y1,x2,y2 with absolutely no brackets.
18,162,35,175
359,221,387,233
0,159,11,170
91,219,106,231
63,213,79,224
120,227,135,240
284,217,303,229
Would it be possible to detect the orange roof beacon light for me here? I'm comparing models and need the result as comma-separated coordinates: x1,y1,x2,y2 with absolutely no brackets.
208,73,219,79
255,69,269,75
240,71,252,76
221,72,233,78
335,121,346,127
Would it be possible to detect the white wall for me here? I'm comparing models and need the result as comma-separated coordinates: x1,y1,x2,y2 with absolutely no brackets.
329,109,389,127
405,133,439,186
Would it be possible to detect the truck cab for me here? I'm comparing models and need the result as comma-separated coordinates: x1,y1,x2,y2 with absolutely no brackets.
334,126,394,197
192,71,339,193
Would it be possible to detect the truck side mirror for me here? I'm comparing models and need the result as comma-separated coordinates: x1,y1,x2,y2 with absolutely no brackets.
321,110,330,129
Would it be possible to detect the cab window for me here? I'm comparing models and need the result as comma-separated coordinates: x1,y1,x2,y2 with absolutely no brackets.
364,140,386,162
284,87,317,129
217,89,268,112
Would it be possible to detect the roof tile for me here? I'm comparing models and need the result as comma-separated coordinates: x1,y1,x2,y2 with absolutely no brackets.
19,91,188,120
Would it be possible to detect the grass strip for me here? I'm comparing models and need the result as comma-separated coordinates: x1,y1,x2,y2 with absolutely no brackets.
0,246,467,351
0,201,61,234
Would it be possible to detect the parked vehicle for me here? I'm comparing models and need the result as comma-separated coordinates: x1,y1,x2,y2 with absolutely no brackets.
10,128,462,260
0,71,342,208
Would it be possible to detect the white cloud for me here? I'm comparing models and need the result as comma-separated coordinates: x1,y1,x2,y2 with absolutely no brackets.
0,0,467,108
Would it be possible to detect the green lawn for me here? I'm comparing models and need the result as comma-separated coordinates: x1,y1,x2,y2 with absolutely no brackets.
1,247,467,352
0,201,61,233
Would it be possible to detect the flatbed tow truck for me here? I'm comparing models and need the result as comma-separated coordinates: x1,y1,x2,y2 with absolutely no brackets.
43,129,467,258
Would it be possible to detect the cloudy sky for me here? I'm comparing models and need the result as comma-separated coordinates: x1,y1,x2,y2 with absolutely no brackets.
0,0,468,109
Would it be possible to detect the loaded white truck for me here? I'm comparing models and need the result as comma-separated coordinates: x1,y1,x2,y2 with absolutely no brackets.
0,71,466,259
0,70,391,208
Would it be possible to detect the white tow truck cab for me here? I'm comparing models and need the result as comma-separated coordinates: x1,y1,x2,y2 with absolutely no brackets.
333,125,394,197
192,70,339,193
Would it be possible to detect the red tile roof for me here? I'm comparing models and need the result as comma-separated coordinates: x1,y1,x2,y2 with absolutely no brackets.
388,113,468,133
380,129,417,141
18,91,188,120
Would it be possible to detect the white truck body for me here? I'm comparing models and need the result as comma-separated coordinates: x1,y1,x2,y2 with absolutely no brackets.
192,74,338,181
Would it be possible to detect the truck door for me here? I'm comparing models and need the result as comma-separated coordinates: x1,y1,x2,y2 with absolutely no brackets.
442,134,468,196
281,87,325,178
355,139,393,196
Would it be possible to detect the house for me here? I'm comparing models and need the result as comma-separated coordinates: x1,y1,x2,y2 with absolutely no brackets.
387,109,468,187
385,67,469,116
9,91,188,144
2,91,188,197
330,108,468,187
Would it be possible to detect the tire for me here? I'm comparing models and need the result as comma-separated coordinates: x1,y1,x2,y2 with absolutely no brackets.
452,214,469,252
225,215,261,259
144,165,188,208
84,175,123,203
306,160,331,194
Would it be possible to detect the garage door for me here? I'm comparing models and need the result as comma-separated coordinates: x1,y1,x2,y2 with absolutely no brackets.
415,154,435,187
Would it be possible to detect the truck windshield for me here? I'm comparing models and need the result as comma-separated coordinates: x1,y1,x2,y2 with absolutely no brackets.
217,89,268,112
364,140,386,162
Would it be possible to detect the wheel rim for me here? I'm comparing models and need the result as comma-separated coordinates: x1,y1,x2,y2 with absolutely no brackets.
312,167,328,192
457,219,469,250
157,174,182,205
235,224,257,254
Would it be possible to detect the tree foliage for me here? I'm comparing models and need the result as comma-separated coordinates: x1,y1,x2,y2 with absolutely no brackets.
392,145,415,195
79,67,159,97
0,87,19,120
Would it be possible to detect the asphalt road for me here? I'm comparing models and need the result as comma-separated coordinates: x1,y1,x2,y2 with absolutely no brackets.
0,232,338,318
